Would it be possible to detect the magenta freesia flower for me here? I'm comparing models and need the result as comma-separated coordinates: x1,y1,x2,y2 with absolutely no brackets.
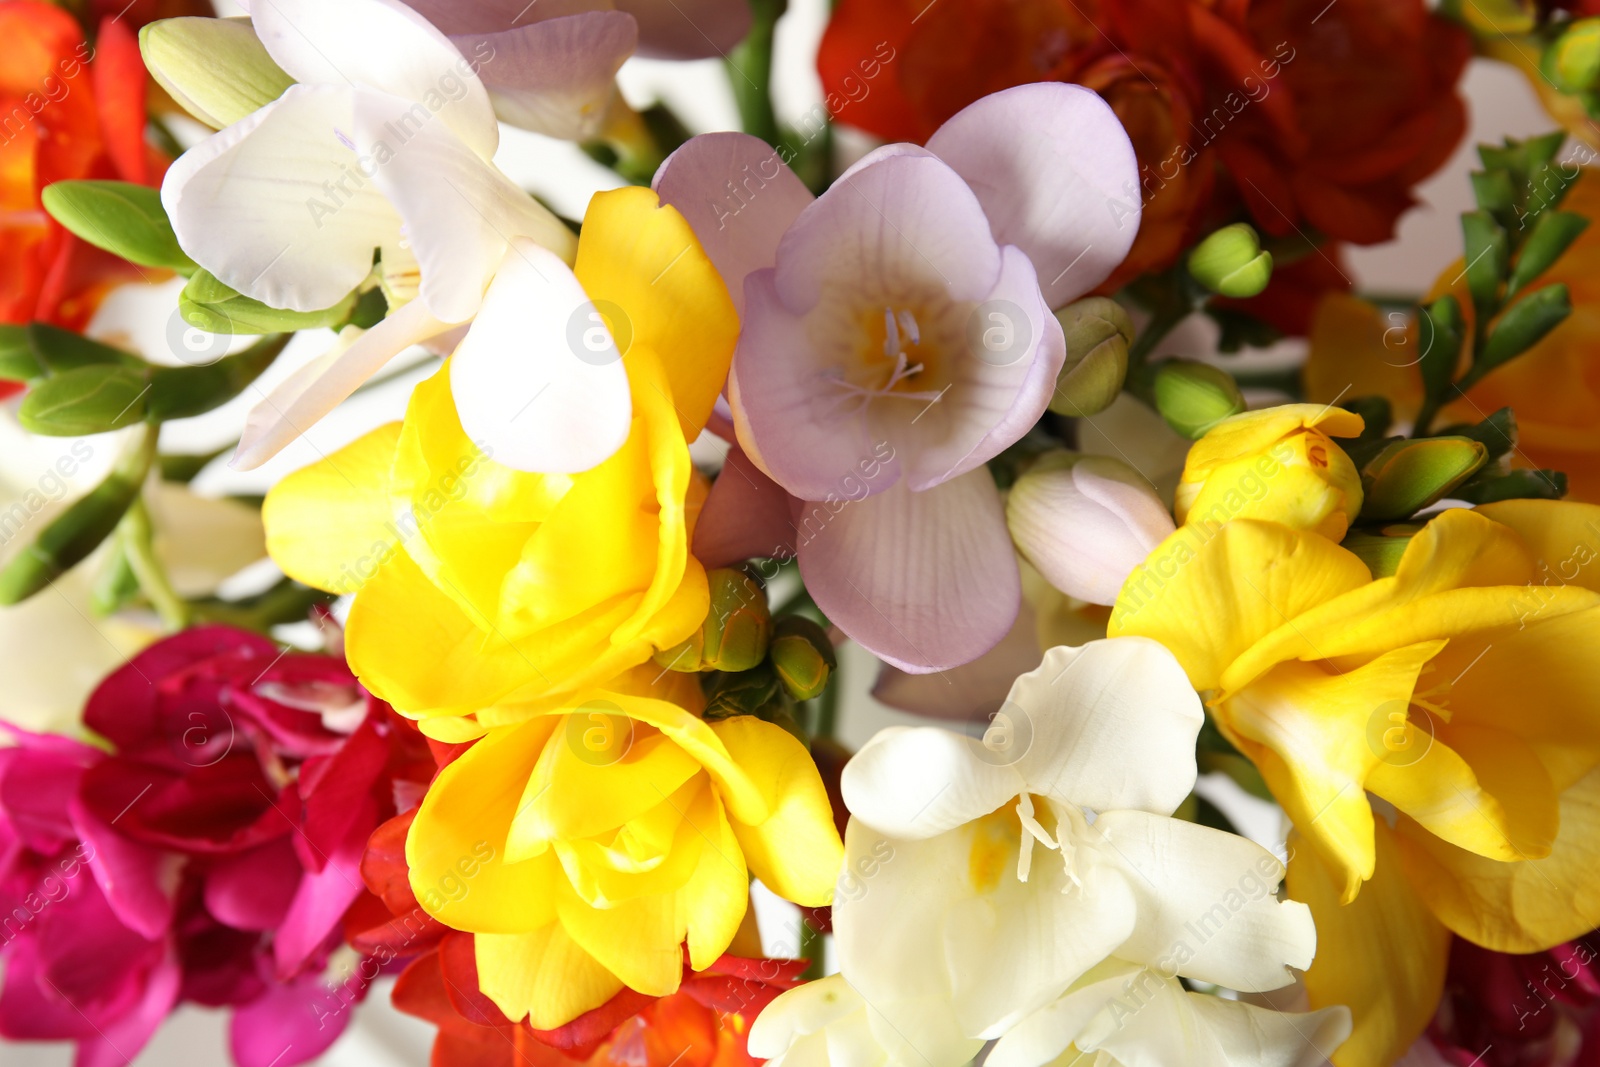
655,84,1140,671
0,626,433,1067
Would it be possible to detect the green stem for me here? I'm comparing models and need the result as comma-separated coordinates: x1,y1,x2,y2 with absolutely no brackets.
1124,306,1189,404
726,0,786,147
799,916,826,980
122,493,191,632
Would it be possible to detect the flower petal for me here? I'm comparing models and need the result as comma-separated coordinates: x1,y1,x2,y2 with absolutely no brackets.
1287,824,1450,1067
1008,638,1202,817
616,0,751,58
475,922,626,1029
798,470,1020,673
1090,811,1315,992
250,0,499,156
163,84,395,314
841,724,1020,839
458,13,636,140
691,444,798,568
925,84,1140,307
233,299,449,470
652,132,815,318
449,238,632,473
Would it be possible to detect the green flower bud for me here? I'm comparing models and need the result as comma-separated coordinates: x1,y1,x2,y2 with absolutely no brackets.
1187,223,1273,298
1544,19,1600,94
40,181,196,274
181,270,358,335
1152,361,1246,439
653,568,771,673
1358,437,1490,522
1340,526,1421,579
702,662,786,722
1048,297,1132,417
770,616,836,701
141,17,294,129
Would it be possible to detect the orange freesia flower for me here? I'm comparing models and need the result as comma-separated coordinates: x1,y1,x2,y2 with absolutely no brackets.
818,0,1467,303
0,1,168,338
1305,169,1600,503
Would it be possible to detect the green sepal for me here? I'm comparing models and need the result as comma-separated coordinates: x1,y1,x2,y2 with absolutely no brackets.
1507,210,1589,297
1480,283,1570,373
40,181,196,274
1454,468,1568,504
181,269,357,334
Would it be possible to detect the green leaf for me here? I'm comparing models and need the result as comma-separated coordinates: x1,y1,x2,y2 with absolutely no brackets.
1481,283,1570,372
1455,468,1567,504
1419,296,1463,400
1460,210,1507,314
1507,210,1589,296
0,429,155,605
147,334,288,421
27,323,142,375
180,269,357,334
40,181,196,273
1470,169,1515,220
0,326,39,381
18,365,152,436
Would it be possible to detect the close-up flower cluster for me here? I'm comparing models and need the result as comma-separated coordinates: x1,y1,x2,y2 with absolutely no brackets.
3,0,1600,1064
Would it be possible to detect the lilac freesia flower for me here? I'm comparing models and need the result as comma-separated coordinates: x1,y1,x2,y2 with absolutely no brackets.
656,84,1140,671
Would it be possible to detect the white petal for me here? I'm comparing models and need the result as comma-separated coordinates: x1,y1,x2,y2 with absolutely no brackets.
652,132,814,318
449,238,631,474
985,962,1142,1067
926,83,1140,308
1089,810,1318,992
250,0,499,156
748,976,865,1059
841,725,1022,839
163,85,396,314
145,482,266,596
355,93,578,323
1006,639,1202,817
232,297,448,470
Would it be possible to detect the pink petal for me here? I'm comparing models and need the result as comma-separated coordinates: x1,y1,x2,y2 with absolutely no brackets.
454,13,637,141
204,838,304,932
229,966,362,1067
692,445,798,568
926,83,1141,308
71,795,179,941
872,607,1044,721
797,470,1019,672
653,132,814,318
273,799,375,976
616,0,751,59
75,953,182,1067
295,714,388,871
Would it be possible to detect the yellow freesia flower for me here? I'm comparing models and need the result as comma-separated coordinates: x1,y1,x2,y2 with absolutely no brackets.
1173,403,1365,542
1110,499,1600,1066
262,186,738,738
405,665,843,1029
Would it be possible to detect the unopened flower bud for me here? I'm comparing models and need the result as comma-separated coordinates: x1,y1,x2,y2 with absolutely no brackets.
1544,19,1600,94
1049,297,1132,417
1341,526,1420,578
141,18,294,130
1188,224,1273,298
1152,361,1246,439
653,568,771,672
1175,403,1365,541
770,616,836,701
1359,437,1489,522
1006,452,1176,605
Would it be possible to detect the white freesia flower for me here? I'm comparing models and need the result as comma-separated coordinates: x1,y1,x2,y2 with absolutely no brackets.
160,0,583,470
791,638,1338,1064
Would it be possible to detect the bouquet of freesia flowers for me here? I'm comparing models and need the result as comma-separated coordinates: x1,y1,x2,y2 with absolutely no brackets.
5,0,1600,1065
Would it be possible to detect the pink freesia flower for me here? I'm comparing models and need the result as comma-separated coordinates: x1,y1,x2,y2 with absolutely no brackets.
1427,934,1600,1067
656,84,1139,671
0,627,434,1067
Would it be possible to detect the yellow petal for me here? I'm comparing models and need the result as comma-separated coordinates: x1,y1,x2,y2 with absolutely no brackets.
712,716,844,907
556,872,684,997
1394,764,1600,952
1111,520,1370,691
407,717,563,933
1222,643,1441,900
262,422,401,595
575,185,739,439
1182,405,1365,476
1474,498,1600,594
548,778,706,908
475,923,625,1029
1287,824,1450,1067
677,783,751,972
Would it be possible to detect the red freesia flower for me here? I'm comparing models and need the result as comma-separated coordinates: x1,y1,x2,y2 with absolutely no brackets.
1428,934,1600,1067
0,626,432,1067
818,0,1466,313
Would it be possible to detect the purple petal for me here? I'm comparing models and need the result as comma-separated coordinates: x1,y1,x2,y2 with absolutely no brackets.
797,470,1020,672
872,607,1044,721
454,13,637,141
926,83,1141,307
615,0,751,59
653,132,814,317
204,838,304,932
